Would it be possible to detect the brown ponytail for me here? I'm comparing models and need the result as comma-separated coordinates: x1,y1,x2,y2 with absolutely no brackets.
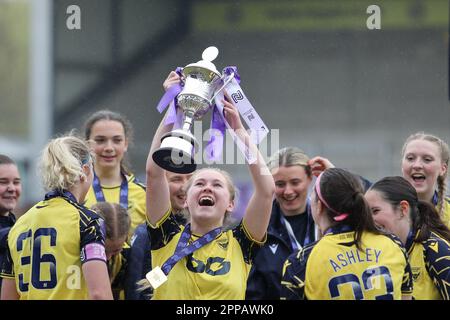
415,200,450,242
315,168,380,250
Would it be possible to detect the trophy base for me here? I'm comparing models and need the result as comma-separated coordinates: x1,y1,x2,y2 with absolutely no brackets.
152,147,197,174
152,129,199,174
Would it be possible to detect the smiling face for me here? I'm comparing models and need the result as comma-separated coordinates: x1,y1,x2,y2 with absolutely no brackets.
0,164,21,215
401,139,447,201
166,171,192,212
364,189,409,241
186,169,234,229
88,120,128,172
272,165,312,216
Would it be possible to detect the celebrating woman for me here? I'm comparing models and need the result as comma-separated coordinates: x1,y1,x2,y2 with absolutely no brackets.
144,91,275,299
281,168,413,300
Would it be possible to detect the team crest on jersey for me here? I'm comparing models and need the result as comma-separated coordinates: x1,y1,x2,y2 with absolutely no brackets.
217,239,229,250
411,267,421,281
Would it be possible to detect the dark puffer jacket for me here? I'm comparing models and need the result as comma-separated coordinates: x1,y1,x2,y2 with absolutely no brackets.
246,201,315,300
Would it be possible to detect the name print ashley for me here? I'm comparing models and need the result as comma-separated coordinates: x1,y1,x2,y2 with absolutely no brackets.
329,248,382,272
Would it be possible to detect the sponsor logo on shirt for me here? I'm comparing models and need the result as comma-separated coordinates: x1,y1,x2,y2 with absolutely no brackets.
269,244,278,254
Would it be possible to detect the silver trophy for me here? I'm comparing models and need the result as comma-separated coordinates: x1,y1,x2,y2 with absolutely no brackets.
153,46,231,174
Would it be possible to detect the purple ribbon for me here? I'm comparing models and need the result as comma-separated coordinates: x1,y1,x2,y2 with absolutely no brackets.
156,67,184,129
223,66,241,84
204,67,242,161
205,105,227,161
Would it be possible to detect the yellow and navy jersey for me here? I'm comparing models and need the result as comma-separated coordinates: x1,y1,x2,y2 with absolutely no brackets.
281,226,413,300
84,174,146,240
147,209,265,300
0,191,106,300
108,243,130,300
407,230,450,300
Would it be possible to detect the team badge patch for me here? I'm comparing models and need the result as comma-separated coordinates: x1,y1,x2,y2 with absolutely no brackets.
217,239,229,250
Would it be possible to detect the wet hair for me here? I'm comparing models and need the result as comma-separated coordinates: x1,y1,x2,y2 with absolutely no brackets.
402,132,450,218
369,176,450,242
314,168,380,250
0,154,16,166
184,168,237,228
83,109,134,175
91,202,130,241
267,147,312,178
39,135,92,191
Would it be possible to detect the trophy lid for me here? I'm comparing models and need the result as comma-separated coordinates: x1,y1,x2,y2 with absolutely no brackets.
183,46,222,79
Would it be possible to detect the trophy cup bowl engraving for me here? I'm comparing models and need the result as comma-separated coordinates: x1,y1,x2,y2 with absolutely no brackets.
152,46,223,173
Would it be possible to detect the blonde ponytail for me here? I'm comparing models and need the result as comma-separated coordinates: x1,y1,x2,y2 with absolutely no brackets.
39,135,91,191
437,175,448,218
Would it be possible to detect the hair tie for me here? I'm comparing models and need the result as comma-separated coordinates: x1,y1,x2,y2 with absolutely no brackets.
333,213,349,221
81,155,91,165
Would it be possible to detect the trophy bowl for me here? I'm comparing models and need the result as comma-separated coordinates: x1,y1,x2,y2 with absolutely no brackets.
152,46,223,173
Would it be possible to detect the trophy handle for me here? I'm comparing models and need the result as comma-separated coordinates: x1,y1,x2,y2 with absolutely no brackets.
209,72,235,104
